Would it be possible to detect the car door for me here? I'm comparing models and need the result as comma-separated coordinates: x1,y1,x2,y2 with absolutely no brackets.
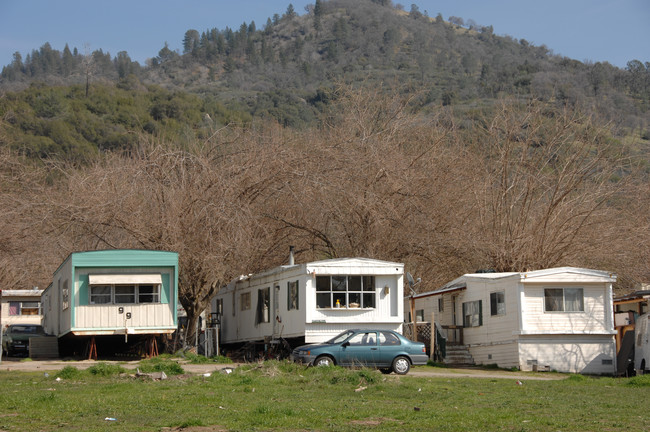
376,331,402,367
340,331,379,367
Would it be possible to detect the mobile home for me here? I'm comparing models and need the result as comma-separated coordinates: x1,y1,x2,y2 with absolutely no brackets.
1,289,43,327
213,257,404,348
41,250,179,356
408,267,617,374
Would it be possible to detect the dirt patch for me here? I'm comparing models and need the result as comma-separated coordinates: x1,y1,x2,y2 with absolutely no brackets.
160,427,228,432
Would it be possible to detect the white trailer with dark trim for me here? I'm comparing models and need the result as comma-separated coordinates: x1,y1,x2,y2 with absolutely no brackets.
212,256,405,355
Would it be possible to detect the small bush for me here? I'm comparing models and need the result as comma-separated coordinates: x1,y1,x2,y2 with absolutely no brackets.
565,374,588,382
138,357,185,375
87,362,127,377
55,366,82,379
182,352,212,364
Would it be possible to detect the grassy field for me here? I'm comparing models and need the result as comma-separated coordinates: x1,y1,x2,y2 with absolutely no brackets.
0,359,649,431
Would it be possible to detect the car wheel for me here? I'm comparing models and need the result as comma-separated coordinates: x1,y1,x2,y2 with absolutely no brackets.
315,355,334,367
392,356,410,375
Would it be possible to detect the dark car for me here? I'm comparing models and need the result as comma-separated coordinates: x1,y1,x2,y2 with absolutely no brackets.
2,324,47,357
291,329,428,375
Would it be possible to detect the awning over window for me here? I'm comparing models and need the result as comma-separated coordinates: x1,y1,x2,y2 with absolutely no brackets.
88,274,163,285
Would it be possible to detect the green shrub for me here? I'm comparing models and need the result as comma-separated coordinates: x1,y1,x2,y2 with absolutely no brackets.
626,374,650,387
86,362,127,377
138,357,185,375
55,366,82,379
565,374,588,382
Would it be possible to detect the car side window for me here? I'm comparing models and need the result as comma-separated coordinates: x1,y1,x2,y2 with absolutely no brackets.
348,332,376,346
379,331,401,346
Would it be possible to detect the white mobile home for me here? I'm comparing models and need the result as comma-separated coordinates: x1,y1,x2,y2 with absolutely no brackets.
42,250,178,356
408,267,616,374
213,257,404,346
1,289,43,327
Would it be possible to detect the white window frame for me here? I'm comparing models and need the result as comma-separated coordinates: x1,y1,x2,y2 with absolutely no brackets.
8,301,42,316
315,275,376,309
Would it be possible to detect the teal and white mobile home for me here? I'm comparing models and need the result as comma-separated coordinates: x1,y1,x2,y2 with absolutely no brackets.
42,250,179,343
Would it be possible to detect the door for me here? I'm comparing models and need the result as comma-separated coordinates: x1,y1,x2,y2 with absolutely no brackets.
272,285,280,337
452,295,458,326
376,330,402,367
340,331,379,367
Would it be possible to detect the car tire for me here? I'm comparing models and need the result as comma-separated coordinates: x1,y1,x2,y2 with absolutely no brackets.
314,355,334,367
392,356,410,375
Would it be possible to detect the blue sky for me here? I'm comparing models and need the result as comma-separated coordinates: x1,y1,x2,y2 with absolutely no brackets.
0,0,648,70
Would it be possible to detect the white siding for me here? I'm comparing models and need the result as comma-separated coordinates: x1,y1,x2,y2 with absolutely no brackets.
305,322,402,343
518,335,616,374
469,341,519,369
214,259,404,345
521,283,610,334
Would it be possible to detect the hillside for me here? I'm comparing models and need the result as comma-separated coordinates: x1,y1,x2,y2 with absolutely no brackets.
1,0,649,140
0,0,648,309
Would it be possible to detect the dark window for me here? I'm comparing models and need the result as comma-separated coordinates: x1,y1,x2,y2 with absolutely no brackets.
255,287,270,325
462,300,482,327
287,280,299,310
315,275,375,309
544,288,584,312
114,285,136,304
138,285,159,303
490,291,505,316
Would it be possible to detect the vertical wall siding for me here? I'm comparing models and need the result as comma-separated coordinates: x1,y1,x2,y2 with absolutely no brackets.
72,266,175,332
75,304,174,329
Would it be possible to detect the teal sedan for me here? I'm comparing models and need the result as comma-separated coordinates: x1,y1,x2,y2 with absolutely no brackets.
291,329,428,375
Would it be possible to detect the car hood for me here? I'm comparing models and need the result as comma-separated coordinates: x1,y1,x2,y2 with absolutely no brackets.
295,343,334,351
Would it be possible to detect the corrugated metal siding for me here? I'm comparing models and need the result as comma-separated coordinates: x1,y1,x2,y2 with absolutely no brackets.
75,303,174,330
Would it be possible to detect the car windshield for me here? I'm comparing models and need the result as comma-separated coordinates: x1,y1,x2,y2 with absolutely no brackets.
12,325,44,334
326,330,355,344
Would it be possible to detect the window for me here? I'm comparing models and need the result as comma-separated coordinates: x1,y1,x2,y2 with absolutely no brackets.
240,292,251,311
90,285,112,304
9,301,41,316
89,284,161,305
379,331,401,346
348,331,376,346
287,280,299,310
62,280,69,310
255,287,270,325
416,309,424,322
316,275,375,309
490,291,505,316
438,297,444,312
462,300,482,327
115,286,136,304
544,288,584,312
138,285,160,303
